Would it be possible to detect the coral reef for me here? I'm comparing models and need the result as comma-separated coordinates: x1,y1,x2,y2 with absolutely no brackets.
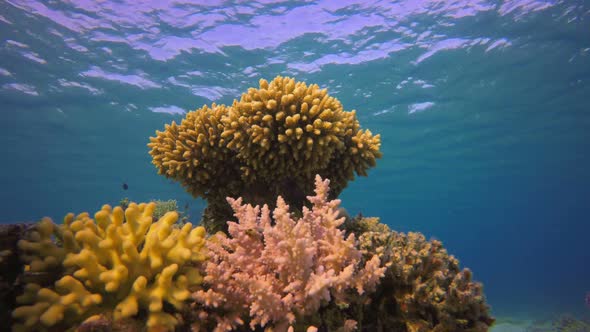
8,189,494,332
191,175,385,332
12,202,207,332
6,76,495,332
348,217,495,332
148,76,381,232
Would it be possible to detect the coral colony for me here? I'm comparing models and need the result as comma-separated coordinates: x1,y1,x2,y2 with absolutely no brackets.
11,76,494,331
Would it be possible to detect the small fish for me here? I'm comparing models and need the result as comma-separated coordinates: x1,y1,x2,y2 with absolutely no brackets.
585,292,590,308
122,183,128,190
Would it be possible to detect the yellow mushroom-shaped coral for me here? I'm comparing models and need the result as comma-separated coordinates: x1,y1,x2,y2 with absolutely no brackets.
148,76,381,213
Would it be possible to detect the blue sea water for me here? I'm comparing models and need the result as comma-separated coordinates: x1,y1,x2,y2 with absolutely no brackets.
1,0,589,327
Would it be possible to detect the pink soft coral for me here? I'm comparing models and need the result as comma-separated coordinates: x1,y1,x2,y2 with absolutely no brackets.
192,175,384,332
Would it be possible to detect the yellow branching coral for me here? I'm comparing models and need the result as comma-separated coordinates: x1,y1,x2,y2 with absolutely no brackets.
148,76,381,230
13,202,207,332
17,218,68,274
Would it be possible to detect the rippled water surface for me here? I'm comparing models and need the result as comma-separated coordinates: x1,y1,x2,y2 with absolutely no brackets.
1,0,589,325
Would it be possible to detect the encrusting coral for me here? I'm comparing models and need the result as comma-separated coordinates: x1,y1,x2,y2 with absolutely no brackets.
191,175,386,332
12,202,207,332
148,76,382,232
348,217,495,332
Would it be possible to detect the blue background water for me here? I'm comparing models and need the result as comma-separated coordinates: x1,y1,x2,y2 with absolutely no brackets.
1,0,589,324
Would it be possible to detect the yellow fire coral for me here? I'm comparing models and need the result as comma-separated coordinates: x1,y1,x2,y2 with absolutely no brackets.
13,202,207,332
148,76,381,231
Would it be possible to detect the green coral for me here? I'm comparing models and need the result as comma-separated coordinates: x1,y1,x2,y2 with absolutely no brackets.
346,216,495,332
120,198,191,228
151,199,179,220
